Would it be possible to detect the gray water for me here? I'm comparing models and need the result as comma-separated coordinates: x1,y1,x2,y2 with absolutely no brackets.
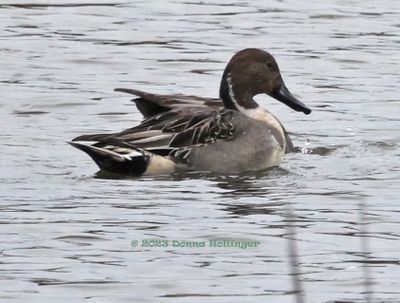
1,1,400,302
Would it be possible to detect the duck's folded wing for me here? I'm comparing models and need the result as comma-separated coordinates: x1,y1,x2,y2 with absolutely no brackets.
71,108,212,143
114,88,222,118
73,109,237,159
111,109,236,147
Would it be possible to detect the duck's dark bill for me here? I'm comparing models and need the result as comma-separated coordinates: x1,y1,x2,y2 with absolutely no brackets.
271,83,311,115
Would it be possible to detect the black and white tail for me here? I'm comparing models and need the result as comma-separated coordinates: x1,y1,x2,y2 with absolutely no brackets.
69,142,151,175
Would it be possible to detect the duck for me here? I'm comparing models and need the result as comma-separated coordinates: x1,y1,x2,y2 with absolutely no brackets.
69,48,311,175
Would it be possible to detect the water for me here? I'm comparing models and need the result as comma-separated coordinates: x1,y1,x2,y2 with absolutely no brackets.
1,1,399,302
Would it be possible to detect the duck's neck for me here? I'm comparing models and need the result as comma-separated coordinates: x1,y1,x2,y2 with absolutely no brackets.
219,71,264,119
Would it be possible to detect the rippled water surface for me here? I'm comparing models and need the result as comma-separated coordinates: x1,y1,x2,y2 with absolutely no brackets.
1,1,400,302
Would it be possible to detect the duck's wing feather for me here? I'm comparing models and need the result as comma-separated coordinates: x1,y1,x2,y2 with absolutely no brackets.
168,110,236,148
73,109,238,160
114,88,222,118
73,107,216,142
122,109,237,149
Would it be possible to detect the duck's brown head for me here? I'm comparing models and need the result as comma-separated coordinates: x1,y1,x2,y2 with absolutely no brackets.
219,48,311,115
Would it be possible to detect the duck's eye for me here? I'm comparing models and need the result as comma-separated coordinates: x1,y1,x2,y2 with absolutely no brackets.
266,62,274,69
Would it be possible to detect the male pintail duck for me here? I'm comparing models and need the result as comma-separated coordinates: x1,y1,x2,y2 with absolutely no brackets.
70,48,311,175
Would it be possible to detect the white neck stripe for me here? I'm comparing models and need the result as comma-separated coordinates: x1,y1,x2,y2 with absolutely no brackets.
226,74,239,108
